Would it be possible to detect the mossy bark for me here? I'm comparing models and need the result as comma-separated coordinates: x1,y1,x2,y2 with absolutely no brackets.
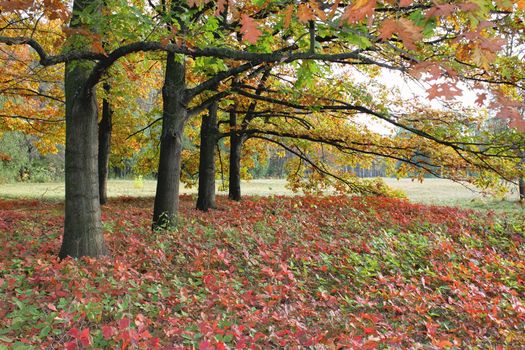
196,102,218,211
152,53,187,229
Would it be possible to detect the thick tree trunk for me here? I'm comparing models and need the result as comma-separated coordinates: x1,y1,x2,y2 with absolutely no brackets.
229,109,243,201
59,0,108,259
98,83,112,205
152,53,187,229
196,102,218,211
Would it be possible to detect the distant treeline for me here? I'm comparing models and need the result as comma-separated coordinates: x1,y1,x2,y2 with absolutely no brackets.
1,131,434,183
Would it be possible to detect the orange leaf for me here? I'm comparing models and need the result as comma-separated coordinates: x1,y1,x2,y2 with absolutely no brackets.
160,36,170,47
378,18,397,41
283,4,294,29
396,18,423,50
91,40,107,56
240,14,262,44
311,2,327,20
297,3,315,23
379,18,422,50
434,339,453,348
341,0,376,24
0,0,33,11
43,0,70,21
515,0,525,10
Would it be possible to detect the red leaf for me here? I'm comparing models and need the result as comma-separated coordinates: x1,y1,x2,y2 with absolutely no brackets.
118,317,131,330
240,15,262,44
102,325,114,340
150,337,160,348
79,328,90,339
363,327,376,334
479,37,506,53
79,329,91,346
509,117,525,132
203,274,217,289
426,83,462,100
425,4,456,18
459,2,480,11
362,340,379,349
198,340,214,350
475,93,487,106
64,341,77,350
69,327,80,338
409,62,442,80
215,0,226,15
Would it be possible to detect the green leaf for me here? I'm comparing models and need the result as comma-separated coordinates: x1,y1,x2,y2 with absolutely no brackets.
252,0,267,7
39,326,51,337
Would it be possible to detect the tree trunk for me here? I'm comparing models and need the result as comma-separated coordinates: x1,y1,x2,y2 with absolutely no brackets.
98,83,112,205
518,152,525,203
519,176,525,202
152,53,187,229
59,0,108,259
196,102,218,211
229,109,243,201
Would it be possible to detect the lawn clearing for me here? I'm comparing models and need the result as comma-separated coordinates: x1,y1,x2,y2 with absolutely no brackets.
0,178,522,211
0,179,294,200
0,195,524,349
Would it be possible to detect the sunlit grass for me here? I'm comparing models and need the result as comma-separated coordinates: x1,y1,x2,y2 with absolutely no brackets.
0,178,522,212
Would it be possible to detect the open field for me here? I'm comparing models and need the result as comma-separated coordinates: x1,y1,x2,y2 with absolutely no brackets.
0,178,522,211
0,179,292,200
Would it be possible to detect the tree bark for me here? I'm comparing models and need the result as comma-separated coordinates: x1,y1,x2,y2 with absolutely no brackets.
59,0,108,259
518,152,525,203
519,176,525,202
152,53,187,229
196,102,218,211
98,82,112,205
229,109,243,201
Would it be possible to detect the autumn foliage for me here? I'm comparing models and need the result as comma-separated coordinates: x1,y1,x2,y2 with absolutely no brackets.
1,196,524,349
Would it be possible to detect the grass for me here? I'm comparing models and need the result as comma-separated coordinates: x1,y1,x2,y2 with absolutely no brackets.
0,177,523,212
382,178,523,212
0,179,293,200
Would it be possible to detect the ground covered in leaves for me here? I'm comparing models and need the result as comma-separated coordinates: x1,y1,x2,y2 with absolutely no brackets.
0,195,524,349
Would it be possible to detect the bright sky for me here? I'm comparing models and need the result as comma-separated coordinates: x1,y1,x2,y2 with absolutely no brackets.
353,68,482,135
